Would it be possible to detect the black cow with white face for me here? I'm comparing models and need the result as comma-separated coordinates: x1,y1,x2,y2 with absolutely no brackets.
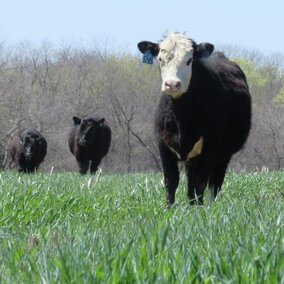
68,113,111,174
138,33,251,206
9,128,47,173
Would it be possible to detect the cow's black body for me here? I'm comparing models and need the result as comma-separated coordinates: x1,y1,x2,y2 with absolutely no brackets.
156,52,251,205
68,113,111,174
9,128,47,173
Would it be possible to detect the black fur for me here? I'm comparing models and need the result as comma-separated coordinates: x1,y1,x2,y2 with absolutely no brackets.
9,128,47,173
68,113,111,174
154,50,251,206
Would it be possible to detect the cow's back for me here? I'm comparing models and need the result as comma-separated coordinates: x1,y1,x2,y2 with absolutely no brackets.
9,134,21,163
37,135,47,162
68,126,76,155
100,123,111,156
190,53,251,154
87,122,111,158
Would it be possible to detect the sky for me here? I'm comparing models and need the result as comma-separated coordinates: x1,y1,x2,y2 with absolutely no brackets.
1,0,284,56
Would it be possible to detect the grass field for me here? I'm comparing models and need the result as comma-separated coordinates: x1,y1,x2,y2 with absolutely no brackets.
0,170,283,283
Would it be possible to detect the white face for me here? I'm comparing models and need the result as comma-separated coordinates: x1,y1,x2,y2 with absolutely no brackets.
158,33,194,98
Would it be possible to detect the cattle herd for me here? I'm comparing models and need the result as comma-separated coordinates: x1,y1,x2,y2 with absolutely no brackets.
7,32,252,206
9,113,111,175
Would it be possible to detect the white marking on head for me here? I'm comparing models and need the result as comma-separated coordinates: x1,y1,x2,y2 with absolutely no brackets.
158,33,195,98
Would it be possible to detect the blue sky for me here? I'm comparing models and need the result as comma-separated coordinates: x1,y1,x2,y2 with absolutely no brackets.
1,0,284,55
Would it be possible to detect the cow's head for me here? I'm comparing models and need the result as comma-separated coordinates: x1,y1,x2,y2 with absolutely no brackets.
138,33,214,98
73,116,105,147
20,131,43,160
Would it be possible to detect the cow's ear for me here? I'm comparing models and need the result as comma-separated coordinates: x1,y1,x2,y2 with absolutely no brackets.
98,118,105,126
137,41,160,56
195,42,214,58
36,137,43,144
19,136,24,144
73,116,81,125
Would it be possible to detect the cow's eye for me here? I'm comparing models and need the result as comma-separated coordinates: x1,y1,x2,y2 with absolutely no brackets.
187,58,192,66
158,57,162,61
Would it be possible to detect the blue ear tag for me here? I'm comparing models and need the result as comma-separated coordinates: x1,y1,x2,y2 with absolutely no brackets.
142,49,154,64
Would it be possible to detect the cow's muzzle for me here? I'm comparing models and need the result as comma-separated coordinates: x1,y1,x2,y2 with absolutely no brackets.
78,138,87,146
165,80,181,92
25,153,33,160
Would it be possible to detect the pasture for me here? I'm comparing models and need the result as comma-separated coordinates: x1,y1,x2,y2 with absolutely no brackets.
0,170,283,283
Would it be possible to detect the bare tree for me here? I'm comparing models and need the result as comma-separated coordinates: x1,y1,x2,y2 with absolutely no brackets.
0,41,283,172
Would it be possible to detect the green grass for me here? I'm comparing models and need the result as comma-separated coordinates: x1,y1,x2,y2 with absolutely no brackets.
0,170,283,283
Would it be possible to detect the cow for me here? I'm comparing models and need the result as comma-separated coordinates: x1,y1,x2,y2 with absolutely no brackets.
68,113,111,174
9,128,47,173
137,33,251,206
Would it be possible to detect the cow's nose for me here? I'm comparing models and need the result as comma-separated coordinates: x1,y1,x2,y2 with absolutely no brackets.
25,153,32,160
79,138,86,146
165,80,181,91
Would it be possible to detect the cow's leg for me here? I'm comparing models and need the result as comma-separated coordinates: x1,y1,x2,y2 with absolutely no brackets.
208,156,231,203
34,160,43,173
26,167,33,173
35,163,40,172
17,157,25,173
22,166,32,173
159,141,179,207
185,161,210,205
90,158,102,174
18,166,24,173
18,162,29,173
78,160,89,174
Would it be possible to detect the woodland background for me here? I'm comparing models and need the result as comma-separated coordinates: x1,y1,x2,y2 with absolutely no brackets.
0,41,284,173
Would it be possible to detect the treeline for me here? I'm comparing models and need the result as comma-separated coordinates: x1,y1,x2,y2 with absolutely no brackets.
0,41,283,172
